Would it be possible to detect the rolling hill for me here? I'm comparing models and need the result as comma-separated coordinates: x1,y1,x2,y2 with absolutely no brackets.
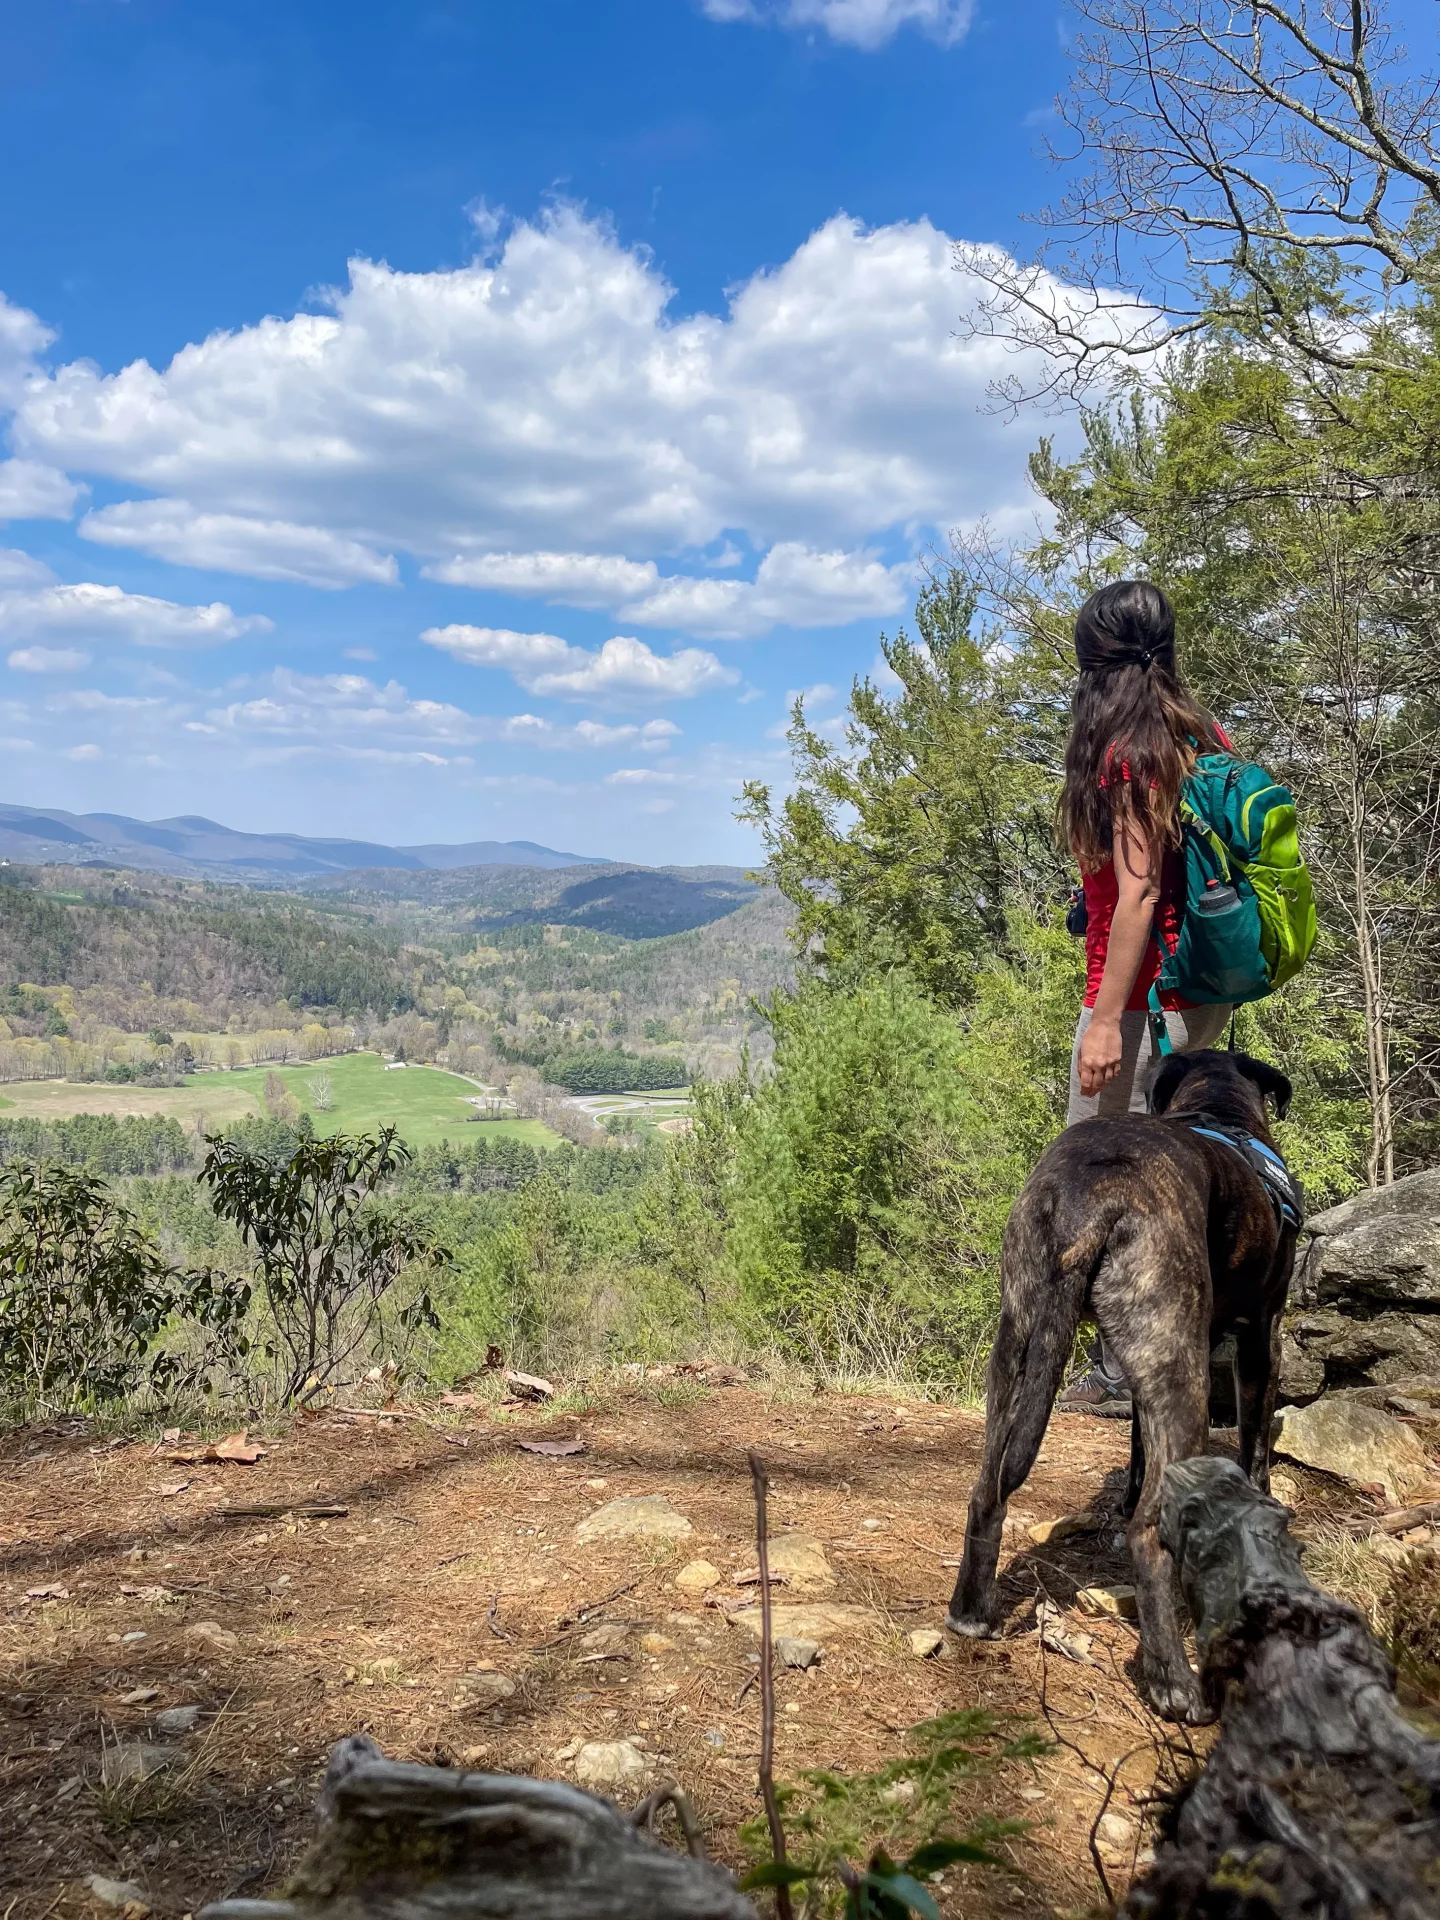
0,804,604,880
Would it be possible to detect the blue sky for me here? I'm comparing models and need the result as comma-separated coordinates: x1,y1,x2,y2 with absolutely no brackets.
0,0,1078,865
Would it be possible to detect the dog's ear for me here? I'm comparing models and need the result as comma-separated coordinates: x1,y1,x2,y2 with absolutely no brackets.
1235,1053,1293,1121
1149,1052,1202,1115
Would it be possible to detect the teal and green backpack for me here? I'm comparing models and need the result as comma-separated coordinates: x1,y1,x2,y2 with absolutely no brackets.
1149,750,1317,1032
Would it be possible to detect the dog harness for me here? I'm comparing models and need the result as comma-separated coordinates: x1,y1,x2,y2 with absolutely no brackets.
1182,1116,1304,1229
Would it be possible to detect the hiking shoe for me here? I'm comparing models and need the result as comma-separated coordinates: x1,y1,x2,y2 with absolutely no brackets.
1057,1371,1132,1417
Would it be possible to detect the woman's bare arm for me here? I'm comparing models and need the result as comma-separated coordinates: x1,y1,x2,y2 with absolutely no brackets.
1077,802,1160,1097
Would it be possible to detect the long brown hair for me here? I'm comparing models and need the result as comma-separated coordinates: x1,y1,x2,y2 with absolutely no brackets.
1058,581,1222,872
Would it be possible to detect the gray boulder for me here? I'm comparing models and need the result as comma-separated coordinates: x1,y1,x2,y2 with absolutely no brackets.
1282,1167,1440,1400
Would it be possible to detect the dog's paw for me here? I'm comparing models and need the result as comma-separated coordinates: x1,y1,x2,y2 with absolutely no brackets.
1145,1678,1215,1726
945,1610,999,1641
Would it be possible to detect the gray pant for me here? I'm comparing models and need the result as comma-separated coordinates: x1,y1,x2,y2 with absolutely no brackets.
1067,1001,1233,1390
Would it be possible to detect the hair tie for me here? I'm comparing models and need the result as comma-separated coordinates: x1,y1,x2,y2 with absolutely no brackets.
1135,648,1155,669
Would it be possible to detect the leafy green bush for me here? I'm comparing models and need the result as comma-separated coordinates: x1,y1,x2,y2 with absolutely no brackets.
740,1709,1044,1918
202,1126,446,1402
0,1162,245,1414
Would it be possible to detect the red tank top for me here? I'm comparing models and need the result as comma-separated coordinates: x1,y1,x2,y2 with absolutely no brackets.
1080,726,1232,1012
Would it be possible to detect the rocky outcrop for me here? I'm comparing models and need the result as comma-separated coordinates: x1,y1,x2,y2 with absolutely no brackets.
1280,1167,1440,1401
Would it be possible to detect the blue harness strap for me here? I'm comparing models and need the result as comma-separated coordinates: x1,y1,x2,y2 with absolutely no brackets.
1185,1119,1303,1229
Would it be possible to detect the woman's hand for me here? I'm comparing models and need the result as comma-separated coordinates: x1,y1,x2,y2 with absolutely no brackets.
1078,1014,1124,1096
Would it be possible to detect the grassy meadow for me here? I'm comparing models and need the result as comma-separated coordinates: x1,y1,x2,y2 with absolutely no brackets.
0,1050,561,1150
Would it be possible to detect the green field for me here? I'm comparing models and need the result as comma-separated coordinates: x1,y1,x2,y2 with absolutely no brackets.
0,1052,561,1150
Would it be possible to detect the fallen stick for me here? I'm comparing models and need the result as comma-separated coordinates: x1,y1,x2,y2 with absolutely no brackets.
220,1502,348,1520
1377,1497,1440,1535
1122,1457,1440,1919
748,1450,794,1920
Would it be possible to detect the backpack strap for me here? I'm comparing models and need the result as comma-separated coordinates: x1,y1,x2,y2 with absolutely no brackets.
1147,982,1173,1056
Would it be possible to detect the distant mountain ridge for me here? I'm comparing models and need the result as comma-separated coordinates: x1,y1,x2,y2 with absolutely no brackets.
0,804,606,880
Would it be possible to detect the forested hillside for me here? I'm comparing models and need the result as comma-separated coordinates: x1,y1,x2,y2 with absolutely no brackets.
303,860,761,938
0,863,787,1091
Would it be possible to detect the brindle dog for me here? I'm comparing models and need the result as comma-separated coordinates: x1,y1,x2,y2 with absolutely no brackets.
946,1050,1298,1724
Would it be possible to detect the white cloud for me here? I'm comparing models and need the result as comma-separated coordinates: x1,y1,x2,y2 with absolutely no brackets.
574,717,679,751
0,293,53,409
0,582,271,650
0,548,56,587
421,624,737,700
201,666,682,755
607,766,677,785
0,460,82,521
80,500,397,588
622,542,910,638
64,742,101,761
426,540,908,638
0,735,33,751
425,549,658,606
700,0,972,49
11,209,1083,609
7,646,88,673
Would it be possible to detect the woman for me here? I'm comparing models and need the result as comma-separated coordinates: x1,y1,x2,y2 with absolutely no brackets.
1055,579,1233,1412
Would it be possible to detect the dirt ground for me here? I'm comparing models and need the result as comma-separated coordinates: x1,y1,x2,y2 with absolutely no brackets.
0,1380,1277,1917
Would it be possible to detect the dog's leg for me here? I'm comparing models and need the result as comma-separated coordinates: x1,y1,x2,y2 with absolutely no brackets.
1099,1229,1213,1725
948,1208,1085,1638
1235,1312,1282,1492
1121,1405,1145,1520
946,1306,1025,1637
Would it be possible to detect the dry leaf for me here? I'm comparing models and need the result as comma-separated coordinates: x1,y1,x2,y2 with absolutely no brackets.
215,1429,266,1463
503,1368,555,1400
442,1433,471,1449
159,1480,190,1498
439,1392,482,1410
25,1584,70,1601
517,1437,585,1457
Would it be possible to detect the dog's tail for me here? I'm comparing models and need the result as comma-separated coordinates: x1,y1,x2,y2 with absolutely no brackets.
989,1207,1103,1499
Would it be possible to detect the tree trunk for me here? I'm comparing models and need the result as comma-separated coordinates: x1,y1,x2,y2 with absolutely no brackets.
197,1733,758,1920
1123,1458,1440,1919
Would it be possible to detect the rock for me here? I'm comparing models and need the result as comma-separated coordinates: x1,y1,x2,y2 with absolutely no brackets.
1027,1511,1101,1546
1036,1599,1095,1664
452,1670,517,1711
184,1619,238,1651
1075,1585,1139,1620
1285,1308,1440,1393
881,1779,917,1806
673,1559,721,1595
1286,1169,1440,1397
1097,1811,1137,1852
908,1628,945,1659
574,1495,692,1546
733,1603,871,1643
774,1635,821,1670
1273,1397,1435,1506
1279,1325,1328,1401
578,1622,632,1653
83,1875,150,1914
1269,1469,1302,1509
153,1704,202,1735
762,1533,835,1592
572,1738,649,1792
98,1742,184,1785
640,1633,675,1654
1306,1166,1440,1243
